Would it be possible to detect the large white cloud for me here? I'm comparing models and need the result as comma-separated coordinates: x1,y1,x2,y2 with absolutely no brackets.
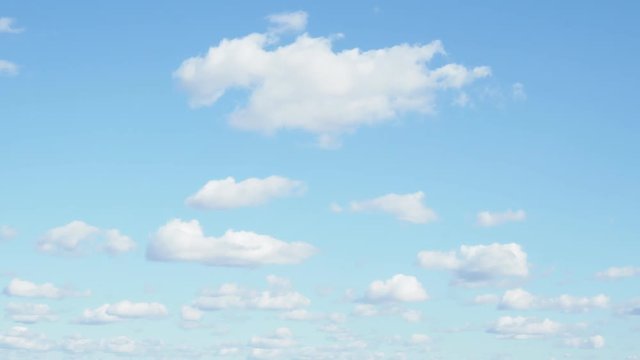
487,316,562,339
498,288,609,312
147,219,316,267
3,278,89,299
364,274,429,303
77,301,168,325
349,192,437,224
192,277,310,311
476,209,526,227
186,176,304,209
5,303,56,324
417,243,529,286
37,221,136,255
174,12,490,145
596,266,640,280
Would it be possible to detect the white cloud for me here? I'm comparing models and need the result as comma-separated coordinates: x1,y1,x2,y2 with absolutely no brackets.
512,82,526,101
0,17,23,33
353,304,379,317
77,301,168,325
564,335,605,349
3,278,89,299
267,11,308,34
38,221,136,255
498,288,609,312
193,278,310,311
251,327,295,349
596,266,640,280
473,294,500,305
476,209,526,227
280,309,318,321
0,225,17,240
147,219,316,267
409,334,431,345
5,303,56,323
180,305,203,322
487,316,562,339
186,176,305,210
103,229,136,255
364,274,429,303
174,19,490,145
0,60,18,76
0,326,52,351
349,192,437,224
616,299,640,316
418,243,529,286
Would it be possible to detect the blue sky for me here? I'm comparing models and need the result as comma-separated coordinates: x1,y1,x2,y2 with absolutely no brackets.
1,1,639,359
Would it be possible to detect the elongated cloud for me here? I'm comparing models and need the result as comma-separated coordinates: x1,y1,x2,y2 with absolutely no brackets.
497,288,609,312
476,209,526,227
186,176,304,209
147,219,316,267
5,303,57,323
349,192,437,224
192,277,310,311
174,13,490,145
418,243,529,286
596,266,640,280
3,278,89,299
487,316,561,339
77,301,168,325
38,221,135,255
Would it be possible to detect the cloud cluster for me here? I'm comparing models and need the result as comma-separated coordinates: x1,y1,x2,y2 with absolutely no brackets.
348,192,437,224
418,243,529,286
186,176,304,209
147,219,316,267
37,221,135,255
564,335,605,349
77,301,168,325
174,13,490,145
476,209,526,227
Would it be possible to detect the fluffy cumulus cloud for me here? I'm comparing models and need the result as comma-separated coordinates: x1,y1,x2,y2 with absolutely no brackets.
5,303,57,324
0,60,18,76
487,316,562,339
147,219,316,267
0,17,23,33
596,266,640,280
418,243,529,286
364,274,429,303
564,335,605,349
192,277,310,311
3,278,89,299
476,209,526,227
249,328,295,359
349,192,437,224
497,288,609,312
77,301,168,325
186,176,304,209
174,12,490,145
0,225,17,240
37,221,136,255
